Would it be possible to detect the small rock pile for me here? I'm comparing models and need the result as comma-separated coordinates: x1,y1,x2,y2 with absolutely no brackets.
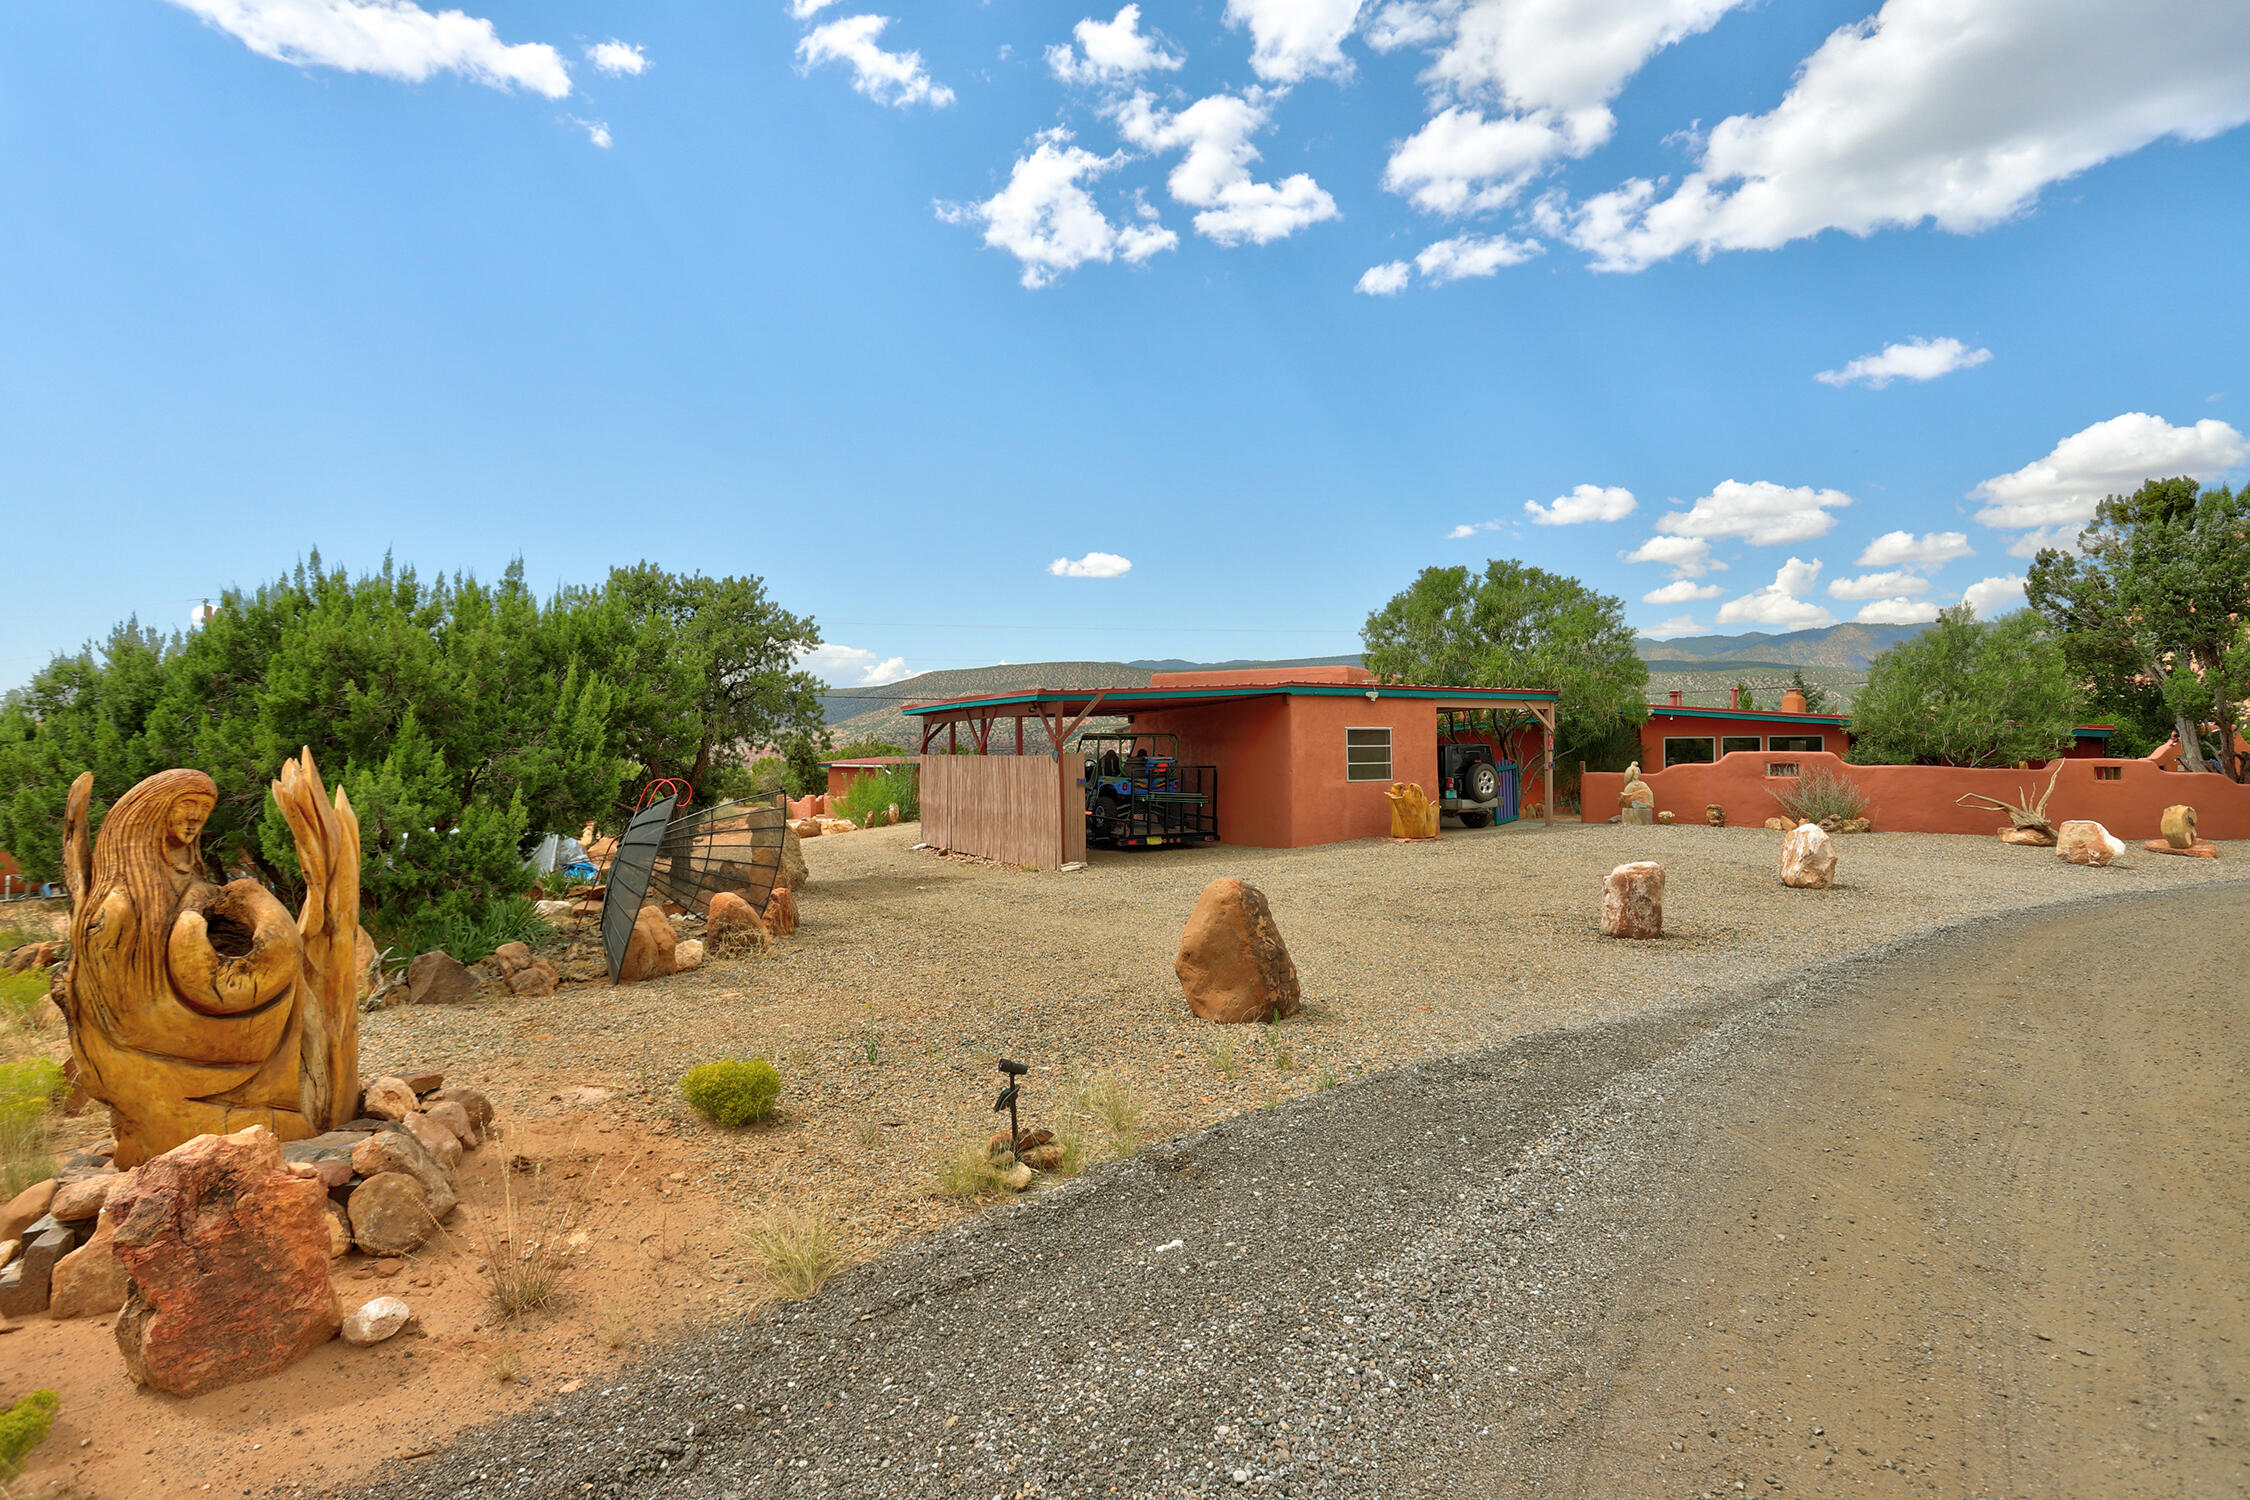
985,1128,1066,1191
1762,815,1873,834
312,1072,494,1257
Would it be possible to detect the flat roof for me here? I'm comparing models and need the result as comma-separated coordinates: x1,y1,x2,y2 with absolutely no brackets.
1648,704,1850,726
904,681,1559,720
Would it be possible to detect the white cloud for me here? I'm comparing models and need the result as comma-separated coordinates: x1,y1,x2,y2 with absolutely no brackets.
1048,5,1184,85
938,131,1177,287
1970,412,2249,530
800,643,914,686
164,0,572,97
1446,518,1503,539
572,116,612,148
2004,524,2085,559
1854,597,1941,625
1962,575,2029,618
1381,107,1582,215
1525,483,1634,526
1357,261,1411,295
1656,479,1851,547
789,0,843,16
1050,551,1134,578
1716,556,1835,629
797,14,954,109
586,39,646,76
1625,533,1719,579
1111,91,1340,246
1827,569,1931,601
1566,0,2250,272
1855,529,1971,569
1815,337,1991,389
1643,579,1722,605
1414,231,1541,283
1225,0,1366,83
1643,614,1704,638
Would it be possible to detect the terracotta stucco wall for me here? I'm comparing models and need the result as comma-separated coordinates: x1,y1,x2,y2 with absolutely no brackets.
1128,698,1296,847
1281,696,1438,847
1640,715,1848,768
1584,750,2250,840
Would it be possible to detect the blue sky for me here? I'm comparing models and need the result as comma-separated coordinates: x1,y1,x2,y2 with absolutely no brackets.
4,0,2248,692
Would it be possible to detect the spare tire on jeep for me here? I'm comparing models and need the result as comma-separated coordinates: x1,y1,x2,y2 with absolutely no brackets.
1461,758,1500,803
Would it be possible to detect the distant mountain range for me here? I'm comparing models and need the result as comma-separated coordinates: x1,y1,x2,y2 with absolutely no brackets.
819,627,1927,745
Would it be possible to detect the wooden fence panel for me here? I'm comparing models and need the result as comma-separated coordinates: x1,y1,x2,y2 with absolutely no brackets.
921,754,1074,870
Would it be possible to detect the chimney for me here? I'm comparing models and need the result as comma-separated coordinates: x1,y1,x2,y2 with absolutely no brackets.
1781,689,1808,714
1728,685,1740,710
1667,689,1684,707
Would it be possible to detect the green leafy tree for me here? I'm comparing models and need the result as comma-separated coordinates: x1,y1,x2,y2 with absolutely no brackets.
1847,606,2083,767
1733,681,1758,712
1787,668,1832,714
2027,478,2250,780
1362,561,1649,771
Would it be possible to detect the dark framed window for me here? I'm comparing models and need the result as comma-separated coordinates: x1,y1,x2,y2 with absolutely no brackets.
1720,736,1761,756
1662,736,1716,767
1346,727,1393,782
1768,734,1825,753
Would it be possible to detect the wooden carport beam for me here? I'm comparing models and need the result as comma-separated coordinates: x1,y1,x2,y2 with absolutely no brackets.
1535,702,1555,828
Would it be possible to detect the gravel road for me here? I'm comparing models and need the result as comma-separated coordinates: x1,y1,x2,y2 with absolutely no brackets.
355,876,2250,1500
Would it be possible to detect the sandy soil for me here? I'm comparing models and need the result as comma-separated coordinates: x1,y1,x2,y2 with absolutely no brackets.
0,822,2238,1499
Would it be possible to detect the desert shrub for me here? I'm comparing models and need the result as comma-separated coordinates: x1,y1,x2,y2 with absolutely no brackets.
1767,767,1874,826
745,1207,848,1298
935,1146,1015,1199
0,1389,59,1479
0,1058,64,1197
833,763,919,828
680,1058,782,1127
1067,1073,1146,1159
0,968,51,1023
377,895,550,966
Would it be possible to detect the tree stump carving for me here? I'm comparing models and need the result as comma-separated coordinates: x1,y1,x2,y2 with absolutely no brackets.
59,750,363,1167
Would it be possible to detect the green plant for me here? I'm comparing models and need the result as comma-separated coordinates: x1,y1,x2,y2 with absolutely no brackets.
1205,1039,1239,1080
1847,606,2082,768
1262,1012,1294,1072
1316,1070,1339,1091
745,1207,848,1299
833,763,920,829
476,1169,571,1321
0,969,52,1025
377,895,551,966
0,1389,59,1479
1766,767,1875,827
1067,1073,1146,1158
0,1058,63,1198
679,1058,783,1127
935,1146,1014,1199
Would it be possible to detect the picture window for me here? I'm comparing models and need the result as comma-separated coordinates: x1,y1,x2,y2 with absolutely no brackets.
1720,736,1761,756
1663,736,1716,767
1768,735,1825,753
1346,727,1392,782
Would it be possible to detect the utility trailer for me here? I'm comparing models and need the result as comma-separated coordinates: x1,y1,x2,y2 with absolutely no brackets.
1077,732,1219,848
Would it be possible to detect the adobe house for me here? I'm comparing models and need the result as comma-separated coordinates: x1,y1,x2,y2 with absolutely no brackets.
1640,687,1851,769
903,665,1559,865
818,755,918,799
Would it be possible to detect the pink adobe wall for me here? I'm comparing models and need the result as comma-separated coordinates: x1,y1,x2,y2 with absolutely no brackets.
1639,713,1848,767
1583,750,2250,841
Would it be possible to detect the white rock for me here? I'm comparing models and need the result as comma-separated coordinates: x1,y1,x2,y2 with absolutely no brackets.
1780,822,1837,889
534,899,575,919
2056,819,2127,866
342,1296,413,1346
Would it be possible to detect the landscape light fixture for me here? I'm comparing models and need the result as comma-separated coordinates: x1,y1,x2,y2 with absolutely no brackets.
994,1058,1028,1159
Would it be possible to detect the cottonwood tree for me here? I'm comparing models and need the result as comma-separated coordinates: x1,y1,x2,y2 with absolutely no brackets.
2027,478,2250,779
1362,561,1648,771
1847,606,2083,767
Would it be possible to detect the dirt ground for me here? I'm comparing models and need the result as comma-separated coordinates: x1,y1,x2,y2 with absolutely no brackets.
0,821,2239,1498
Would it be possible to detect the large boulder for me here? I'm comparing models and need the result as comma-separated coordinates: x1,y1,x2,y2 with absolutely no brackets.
763,887,799,938
617,903,677,984
107,1126,341,1397
399,1111,462,1170
1174,878,1301,1024
707,891,772,956
779,828,811,891
1780,822,1837,889
48,1215,128,1320
2056,819,2127,866
1600,862,1664,939
406,950,476,1005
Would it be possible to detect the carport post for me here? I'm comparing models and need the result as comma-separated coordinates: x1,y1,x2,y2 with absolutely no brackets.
1538,702,1555,828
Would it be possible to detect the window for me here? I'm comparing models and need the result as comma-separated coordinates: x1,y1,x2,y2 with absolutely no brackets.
2095,765,2122,781
1346,727,1392,782
1720,736,1761,756
1663,736,1716,767
1767,763,1801,778
1768,734,1824,753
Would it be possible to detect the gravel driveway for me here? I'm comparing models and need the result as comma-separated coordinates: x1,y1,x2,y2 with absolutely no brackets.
354,874,2250,1500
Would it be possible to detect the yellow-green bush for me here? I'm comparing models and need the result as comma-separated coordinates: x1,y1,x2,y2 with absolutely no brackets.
0,1389,59,1478
680,1058,782,1127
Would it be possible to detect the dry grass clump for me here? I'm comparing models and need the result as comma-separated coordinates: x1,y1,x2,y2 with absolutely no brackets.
475,1170,575,1321
935,1146,1016,1200
1067,1072,1146,1160
745,1207,848,1299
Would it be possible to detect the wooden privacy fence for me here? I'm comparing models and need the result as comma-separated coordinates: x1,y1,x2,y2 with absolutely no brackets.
920,754,1087,870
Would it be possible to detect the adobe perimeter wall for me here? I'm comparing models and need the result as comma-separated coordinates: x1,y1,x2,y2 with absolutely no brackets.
1583,751,2250,841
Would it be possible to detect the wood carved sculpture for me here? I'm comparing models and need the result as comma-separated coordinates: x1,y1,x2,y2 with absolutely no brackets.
59,750,363,1168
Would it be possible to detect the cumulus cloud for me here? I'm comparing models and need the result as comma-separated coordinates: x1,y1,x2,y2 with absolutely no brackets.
1826,569,1932,601
797,14,954,108
1356,260,1411,295
1962,575,2029,618
1716,556,1835,629
2004,524,2086,559
1625,533,1719,579
164,0,572,96
1643,614,1705,638
1111,90,1340,246
1048,5,1184,85
1525,484,1635,526
1656,479,1851,546
1643,579,1722,605
800,644,914,686
1854,597,1941,625
1414,231,1541,283
1050,551,1134,578
1225,0,1366,83
1565,0,2250,271
1815,336,1991,389
1381,107,1587,215
938,131,1177,287
1970,412,2249,531
586,39,647,76
1855,530,1972,569
1446,519,1503,539
572,116,612,148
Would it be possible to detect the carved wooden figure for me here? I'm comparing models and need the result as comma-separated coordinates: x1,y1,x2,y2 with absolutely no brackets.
59,750,363,1168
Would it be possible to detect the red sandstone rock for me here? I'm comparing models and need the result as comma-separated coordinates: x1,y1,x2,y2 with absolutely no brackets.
1998,825,2056,846
1175,878,1301,1024
2143,838,2219,858
617,903,676,984
48,1215,128,1320
1780,823,1837,889
106,1126,341,1396
362,1077,418,1121
1600,862,1664,939
505,959,559,996
763,887,800,939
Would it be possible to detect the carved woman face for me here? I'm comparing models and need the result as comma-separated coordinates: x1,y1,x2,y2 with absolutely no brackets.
166,793,214,850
